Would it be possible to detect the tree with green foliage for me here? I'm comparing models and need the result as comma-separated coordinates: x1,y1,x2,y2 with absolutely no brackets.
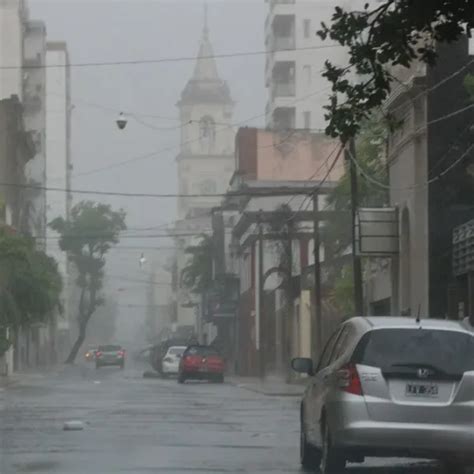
325,113,389,255
181,235,213,294
318,0,474,141
0,230,62,355
464,73,474,99
49,201,126,363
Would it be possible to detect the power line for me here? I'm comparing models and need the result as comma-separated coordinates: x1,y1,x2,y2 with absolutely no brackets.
348,142,474,191
72,86,334,178
41,232,209,240
0,180,318,199
390,58,474,114
4,44,341,70
283,145,345,225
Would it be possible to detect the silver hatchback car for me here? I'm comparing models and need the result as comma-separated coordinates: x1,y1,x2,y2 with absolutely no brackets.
292,317,474,474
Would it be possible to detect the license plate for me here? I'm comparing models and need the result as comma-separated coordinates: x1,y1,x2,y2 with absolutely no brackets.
406,383,439,398
199,366,207,372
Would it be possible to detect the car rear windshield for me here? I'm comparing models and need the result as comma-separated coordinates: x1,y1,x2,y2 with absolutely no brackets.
98,345,121,352
185,346,219,356
353,329,474,374
168,347,185,355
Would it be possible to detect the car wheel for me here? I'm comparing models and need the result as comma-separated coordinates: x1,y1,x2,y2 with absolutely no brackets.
178,373,186,384
320,423,345,474
95,363,100,370
120,363,125,370
300,420,321,470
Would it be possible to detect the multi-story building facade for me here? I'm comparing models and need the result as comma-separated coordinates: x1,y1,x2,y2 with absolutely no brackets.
172,15,235,336
45,41,73,359
365,36,474,321
0,95,35,374
222,127,344,376
23,19,47,241
264,0,351,131
0,0,27,101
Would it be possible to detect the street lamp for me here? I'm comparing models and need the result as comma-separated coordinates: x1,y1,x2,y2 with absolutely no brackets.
116,112,128,130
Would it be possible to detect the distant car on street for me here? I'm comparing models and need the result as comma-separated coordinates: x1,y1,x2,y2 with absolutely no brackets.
178,345,225,384
162,345,186,376
84,347,97,362
292,316,474,474
95,344,126,369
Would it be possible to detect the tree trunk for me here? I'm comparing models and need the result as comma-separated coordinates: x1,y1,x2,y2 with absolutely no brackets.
65,285,97,364
65,320,87,364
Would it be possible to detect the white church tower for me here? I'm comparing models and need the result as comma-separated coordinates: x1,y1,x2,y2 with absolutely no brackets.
176,6,235,221
172,8,235,336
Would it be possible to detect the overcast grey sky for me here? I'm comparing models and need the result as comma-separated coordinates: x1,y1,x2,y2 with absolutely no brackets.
28,0,266,344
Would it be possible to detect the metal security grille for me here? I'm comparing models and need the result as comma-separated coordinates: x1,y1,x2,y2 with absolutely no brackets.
453,219,474,276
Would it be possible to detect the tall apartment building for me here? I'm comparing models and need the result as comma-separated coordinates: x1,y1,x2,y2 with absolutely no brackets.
264,0,350,131
0,0,27,101
23,19,47,241
45,41,73,357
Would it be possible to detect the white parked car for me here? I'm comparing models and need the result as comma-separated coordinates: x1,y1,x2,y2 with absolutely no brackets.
162,346,187,376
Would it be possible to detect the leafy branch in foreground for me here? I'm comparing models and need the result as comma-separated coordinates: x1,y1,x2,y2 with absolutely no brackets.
318,0,474,141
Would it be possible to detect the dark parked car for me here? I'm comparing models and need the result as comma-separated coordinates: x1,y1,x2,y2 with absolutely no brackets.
95,345,126,369
178,345,225,383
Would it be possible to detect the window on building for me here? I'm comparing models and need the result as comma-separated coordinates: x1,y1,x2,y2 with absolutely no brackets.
199,179,217,194
303,19,311,39
199,116,216,152
303,111,311,129
303,65,311,87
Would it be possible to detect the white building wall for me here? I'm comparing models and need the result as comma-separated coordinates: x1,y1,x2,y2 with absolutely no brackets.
0,0,26,100
265,0,351,131
46,45,71,332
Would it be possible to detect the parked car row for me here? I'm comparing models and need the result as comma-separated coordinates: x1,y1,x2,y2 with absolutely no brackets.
154,344,225,384
291,316,474,474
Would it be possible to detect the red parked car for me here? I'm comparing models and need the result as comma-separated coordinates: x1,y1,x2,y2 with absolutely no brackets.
178,345,225,383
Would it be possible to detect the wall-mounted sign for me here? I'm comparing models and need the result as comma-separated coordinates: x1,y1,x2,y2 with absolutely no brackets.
355,208,399,256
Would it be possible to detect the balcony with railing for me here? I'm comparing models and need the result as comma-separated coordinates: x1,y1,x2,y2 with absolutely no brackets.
272,107,296,130
268,13,295,51
273,81,296,98
271,61,296,98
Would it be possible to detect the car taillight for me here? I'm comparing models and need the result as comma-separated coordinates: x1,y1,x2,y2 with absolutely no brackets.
95,351,102,358
118,351,124,357
336,364,363,396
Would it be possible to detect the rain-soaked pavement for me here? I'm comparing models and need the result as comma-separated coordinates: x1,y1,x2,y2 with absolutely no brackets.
0,363,447,474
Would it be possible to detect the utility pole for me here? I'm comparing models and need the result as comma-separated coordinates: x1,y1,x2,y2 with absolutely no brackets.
346,138,364,315
312,192,323,359
257,212,265,380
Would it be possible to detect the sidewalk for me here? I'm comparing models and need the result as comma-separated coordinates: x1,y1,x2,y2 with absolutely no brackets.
228,374,306,397
0,366,58,389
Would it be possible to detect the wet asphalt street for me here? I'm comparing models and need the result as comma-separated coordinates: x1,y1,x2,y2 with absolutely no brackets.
0,363,446,474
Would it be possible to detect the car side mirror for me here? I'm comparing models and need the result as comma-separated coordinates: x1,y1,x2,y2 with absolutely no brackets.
291,357,314,376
